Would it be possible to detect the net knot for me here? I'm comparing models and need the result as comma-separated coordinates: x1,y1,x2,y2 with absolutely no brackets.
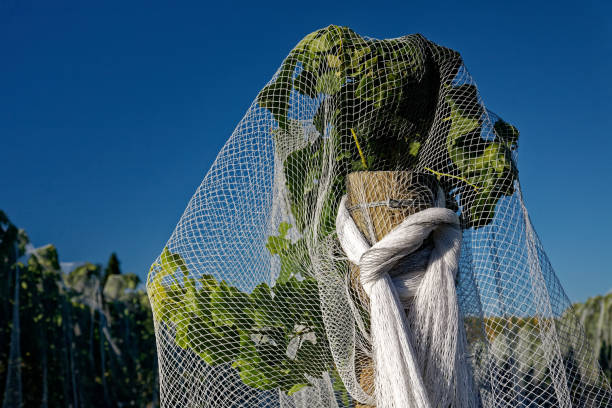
336,195,461,297
335,195,472,407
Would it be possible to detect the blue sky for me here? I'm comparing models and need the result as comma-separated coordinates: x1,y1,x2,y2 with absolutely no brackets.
1,1,610,302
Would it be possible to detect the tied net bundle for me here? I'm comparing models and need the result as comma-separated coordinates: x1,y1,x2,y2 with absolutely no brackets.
147,26,612,407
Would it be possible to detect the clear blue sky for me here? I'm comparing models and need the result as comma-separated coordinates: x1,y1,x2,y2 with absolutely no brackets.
1,1,610,302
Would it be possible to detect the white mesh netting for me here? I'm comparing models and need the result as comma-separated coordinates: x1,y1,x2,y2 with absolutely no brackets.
146,26,612,407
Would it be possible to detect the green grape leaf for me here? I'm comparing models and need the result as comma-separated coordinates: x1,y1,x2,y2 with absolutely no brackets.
284,137,322,232
257,54,298,130
494,119,519,150
255,326,287,366
315,71,343,95
232,332,285,390
348,45,371,75
446,84,482,120
355,74,375,101
159,246,189,277
265,223,311,283
294,69,317,98
248,283,280,327
442,90,518,228
277,240,308,284
210,281,253,330
265,222,291,254
308,28,340,53
409,141,421,156
190,319,242,365
287,383,309,396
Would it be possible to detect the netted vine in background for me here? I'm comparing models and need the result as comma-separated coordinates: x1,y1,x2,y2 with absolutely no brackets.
0,211,158,408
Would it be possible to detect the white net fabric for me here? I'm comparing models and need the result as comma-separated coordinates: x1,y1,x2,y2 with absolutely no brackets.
147,26,612,407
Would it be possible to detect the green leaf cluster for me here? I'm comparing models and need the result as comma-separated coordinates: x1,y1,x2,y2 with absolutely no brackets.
150,247,335,395
258,25,521,230
441,85,519,227
265,222,311,283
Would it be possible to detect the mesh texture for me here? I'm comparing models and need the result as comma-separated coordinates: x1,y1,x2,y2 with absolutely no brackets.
147,26,612,407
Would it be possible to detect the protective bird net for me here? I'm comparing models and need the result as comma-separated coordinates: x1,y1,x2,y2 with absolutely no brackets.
147,26,612,407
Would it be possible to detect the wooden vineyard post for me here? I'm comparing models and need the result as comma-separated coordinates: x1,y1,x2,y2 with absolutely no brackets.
345,171,437,408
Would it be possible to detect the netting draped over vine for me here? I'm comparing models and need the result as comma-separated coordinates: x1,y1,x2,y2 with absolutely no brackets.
147,26,612,407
